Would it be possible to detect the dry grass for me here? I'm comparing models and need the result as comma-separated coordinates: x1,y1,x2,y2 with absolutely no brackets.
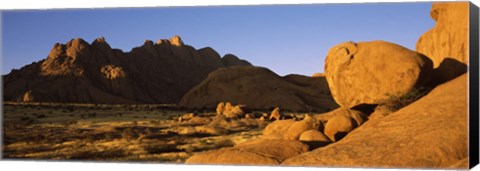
2,102,267,163
382,87,431,112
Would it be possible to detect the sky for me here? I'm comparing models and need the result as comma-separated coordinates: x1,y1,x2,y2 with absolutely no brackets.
1,2,435,76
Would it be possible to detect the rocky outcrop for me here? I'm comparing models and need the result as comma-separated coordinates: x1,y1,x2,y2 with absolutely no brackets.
3,36,251,104
282,74,468,169
179,66,339,112
185,139,309,165
416,2,469,85
323,115,357,142
324,41,433,108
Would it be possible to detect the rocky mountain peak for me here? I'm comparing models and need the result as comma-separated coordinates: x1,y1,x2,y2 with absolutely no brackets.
4,35,252,104
154,35,184,46
169,35,184,46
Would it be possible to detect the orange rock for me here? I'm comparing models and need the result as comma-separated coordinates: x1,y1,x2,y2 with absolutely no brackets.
324,41,433,108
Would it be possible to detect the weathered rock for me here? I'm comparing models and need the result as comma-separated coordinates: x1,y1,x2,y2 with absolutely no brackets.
224,102,233,114
313,107,365,124
285,119,319,140
180,66,339,112
349,111,366,126
180,113,196,120
186,148,280,165
283,74,468,169
416,2,469,84
235,139,309,160
263,115,321,141
259,116,266,121
224,105,245,118
299,130,330,143
216,102,225,115
324,41,433,108
368,105,395,121
194,125,228,135
3,36,252,104
22,91,34,102
269,107,281,121
262,120,296,140
185,139,308,165
311,73,325,78
324,115,357,142
186,116,212,125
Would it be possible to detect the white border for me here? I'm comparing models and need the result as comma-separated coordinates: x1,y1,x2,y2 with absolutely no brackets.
0,0,478,171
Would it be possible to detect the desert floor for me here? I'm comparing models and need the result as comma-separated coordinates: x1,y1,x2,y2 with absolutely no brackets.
2,102,280,163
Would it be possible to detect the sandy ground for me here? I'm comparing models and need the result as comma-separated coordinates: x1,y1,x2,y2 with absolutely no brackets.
2,102,272,163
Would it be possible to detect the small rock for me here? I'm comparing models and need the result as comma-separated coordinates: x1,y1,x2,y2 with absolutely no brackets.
245,113,254,119
324,115,357,142
224,105,245,118
299,130,331,143
216,102,225,115
285,115,321,140
195,125,228,135
224,102,233,113
259,116,266,121
269,107,281,121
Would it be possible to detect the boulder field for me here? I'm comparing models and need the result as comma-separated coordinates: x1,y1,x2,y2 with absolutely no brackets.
282,74,468,168
184,2,469,169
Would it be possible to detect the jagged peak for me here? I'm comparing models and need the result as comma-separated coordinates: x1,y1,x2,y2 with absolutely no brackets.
143,39,154,47
93,37,106,44
47,42,65,58
154,35,185,46
156,39,169,45
169,35,184,46
67,38,89,47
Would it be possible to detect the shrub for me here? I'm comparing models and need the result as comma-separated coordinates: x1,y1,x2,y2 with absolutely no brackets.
383,87,431,112
121,127,139,141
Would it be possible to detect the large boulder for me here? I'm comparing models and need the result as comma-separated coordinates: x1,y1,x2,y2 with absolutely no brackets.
185,139,308,165
324,41,433,108
284,119,320,140
179,66,339,112
262,120,297,140
282,74,468,169
416,2,469,85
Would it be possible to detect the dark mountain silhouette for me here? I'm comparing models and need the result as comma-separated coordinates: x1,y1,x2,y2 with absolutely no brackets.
3,35,251,104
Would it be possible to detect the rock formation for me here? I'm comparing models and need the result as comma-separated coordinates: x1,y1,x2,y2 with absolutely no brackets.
324,40,433,108
3,36,251,104
185,139,309,165
282,74,468,168
416,2,469,85
179,66,339,112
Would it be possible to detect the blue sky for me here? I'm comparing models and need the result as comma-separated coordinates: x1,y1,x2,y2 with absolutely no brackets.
1,2,434,76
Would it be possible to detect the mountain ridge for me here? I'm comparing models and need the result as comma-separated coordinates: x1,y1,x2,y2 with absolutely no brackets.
3,35,252,104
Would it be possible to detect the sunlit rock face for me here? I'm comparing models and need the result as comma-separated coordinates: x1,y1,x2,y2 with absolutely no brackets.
416,2,469,85
324,40,433,108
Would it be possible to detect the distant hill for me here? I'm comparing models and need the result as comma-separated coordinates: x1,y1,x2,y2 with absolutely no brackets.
179,66,339,112
3,35,251,104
